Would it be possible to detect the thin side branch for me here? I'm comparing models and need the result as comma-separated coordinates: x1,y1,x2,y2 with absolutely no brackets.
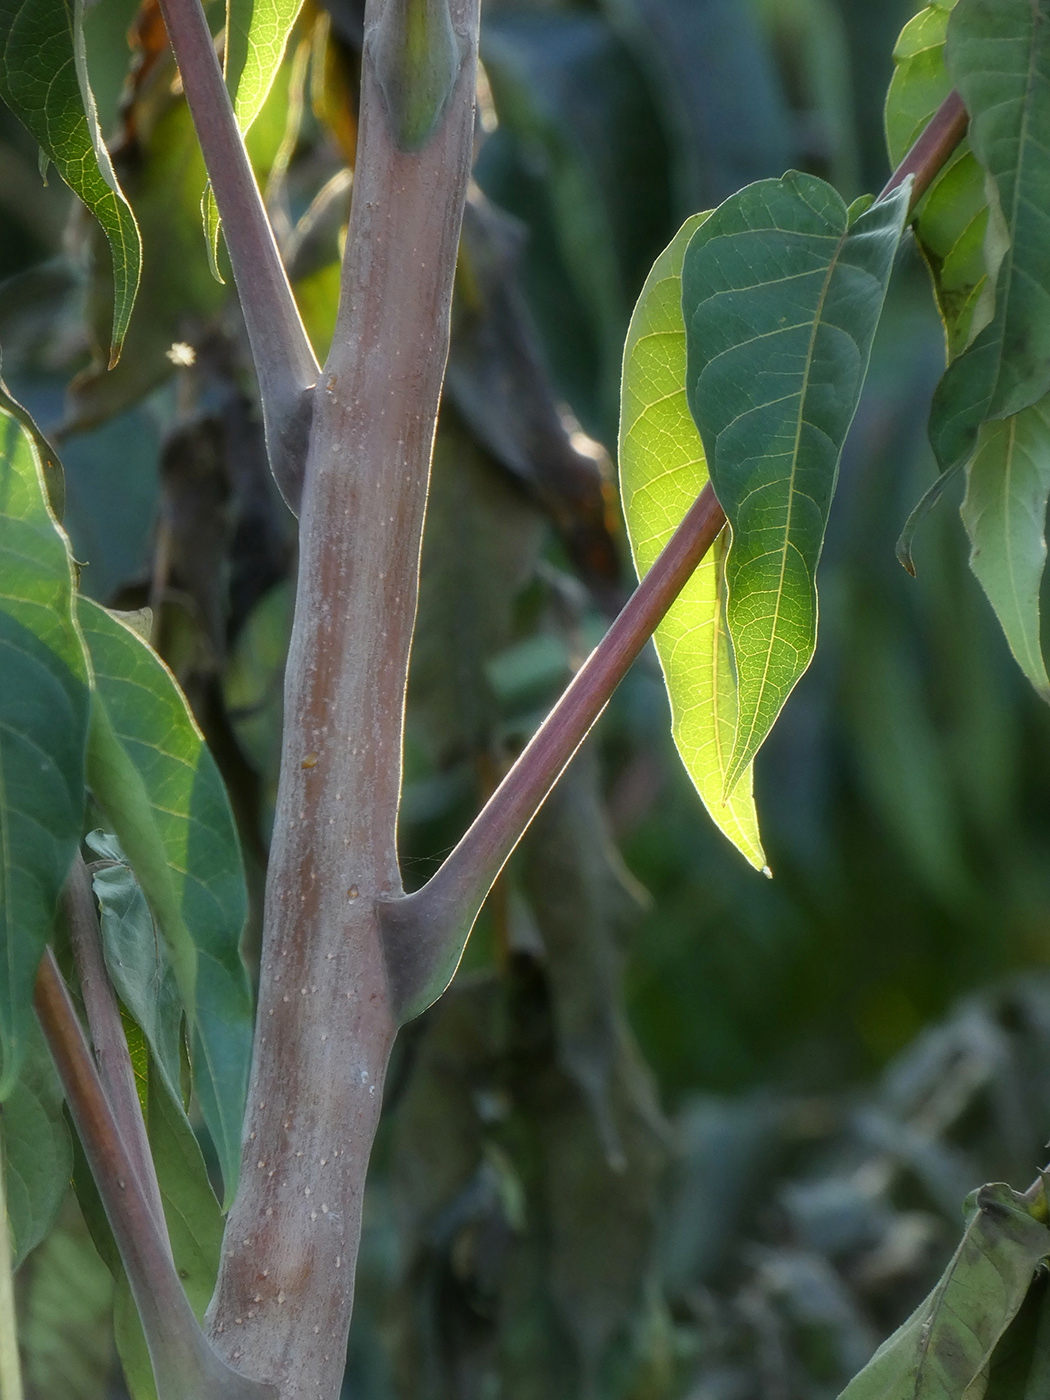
380,88,972,1023
379,484,727,1019
157,0,319,511
63,853,167,1239
879,89,969,206
34,950,274,1400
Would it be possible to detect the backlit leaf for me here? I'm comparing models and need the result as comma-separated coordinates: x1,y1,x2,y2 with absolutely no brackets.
619,213,766,869
682,174,909,793
0,0,142,361
837,1183,1050,1400
929,0,1050,474
0,408,90,1094
79,599,252,1206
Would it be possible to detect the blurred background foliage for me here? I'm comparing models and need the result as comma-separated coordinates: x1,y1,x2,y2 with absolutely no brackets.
5,0,1050,1395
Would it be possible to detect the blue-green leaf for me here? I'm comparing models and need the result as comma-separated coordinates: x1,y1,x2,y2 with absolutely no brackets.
0,0,142,361
682,174,910,793
619,213,766,870
3,1019,71,1268
79,599,252,1207
0,408,89,1094
960,396,1050,702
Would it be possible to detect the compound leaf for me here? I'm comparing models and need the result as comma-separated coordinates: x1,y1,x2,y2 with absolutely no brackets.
619,213,766,869
682,174,909,793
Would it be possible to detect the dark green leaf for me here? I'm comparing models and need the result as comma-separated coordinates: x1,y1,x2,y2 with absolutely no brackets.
960,396,1050,701
837,1183,1050,1400
0,0,142,361
78,599,252,1206
0,408,90,1094
682,174,910,792
85,830,184,1110
3,1019,71,1269
981,1272,1050,1400
619,212,766,869
929,0,1050,474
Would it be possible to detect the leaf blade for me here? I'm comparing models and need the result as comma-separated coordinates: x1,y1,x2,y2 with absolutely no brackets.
79,599,252,1206
960,397,1050,702
0,408,90,1093
0,0,143,361
682,174,909,792
837,1183,1050,1400
619,213,766,869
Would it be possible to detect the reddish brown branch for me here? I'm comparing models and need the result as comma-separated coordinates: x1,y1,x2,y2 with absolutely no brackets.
379,483,727,1017
879,89,969,207
34,949,273,1400
63,854,166,1237
380,87,972,1021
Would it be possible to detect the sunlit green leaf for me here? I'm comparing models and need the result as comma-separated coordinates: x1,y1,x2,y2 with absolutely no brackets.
86,829,184,1110
203,0,305,270
885,1,995,362
682,174,910,793
0,408,90,1094
619,213,765,870
960,396,1050,702
78,599,252,1206
0,0,142,361
837,1183,1050,1400
929,0,1050,474
3,1019,71,1268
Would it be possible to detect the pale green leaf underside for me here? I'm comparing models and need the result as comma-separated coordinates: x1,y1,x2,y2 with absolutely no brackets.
78,599,252,1207
930,0,1050,474
961,395,1050,702
0,0,142,360
683,173,910,795
619,213,766,870
837,1183,1050,1400
0,409,89,1095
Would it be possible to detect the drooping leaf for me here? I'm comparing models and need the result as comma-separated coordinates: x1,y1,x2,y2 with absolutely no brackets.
619,213,766,869
837,1183,1050,1400
3,1019,72,1268
928,0,1050,475
0,408,90,1094
960,396,1050,702
85,830,184,1110
0,0,142,361
884,1,995,362
682,174,910,793
78,598,252,1206
114,1058,224,1400
979,1272,1050,1400
16,1196,114,1400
